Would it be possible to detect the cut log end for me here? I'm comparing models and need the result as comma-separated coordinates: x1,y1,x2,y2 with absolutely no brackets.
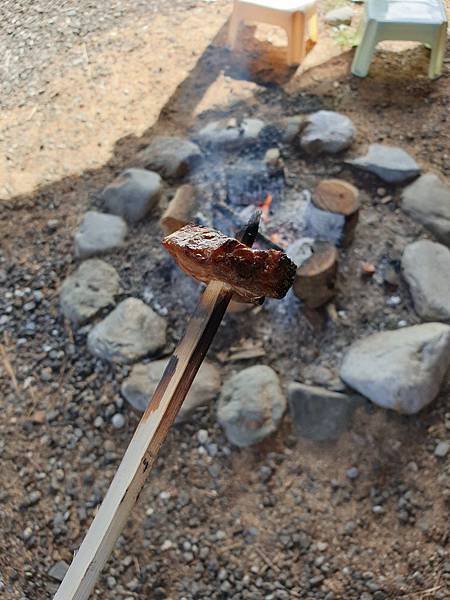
313,179,360,247
293,241,338,309
160,184,198,235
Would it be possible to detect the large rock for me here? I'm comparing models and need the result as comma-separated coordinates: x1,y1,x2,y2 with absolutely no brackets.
138,137,202,180
74,211,127,259
195,118,265,149
122,359,221,420
401,173,450,246
288,383,361,441
217,365,286,447
300,110,356,155
325,6,354,26
88,298,167,364
401,240,450,323
102,168,162,224
340,323,450,414
347,144,420,183
59,259,120,326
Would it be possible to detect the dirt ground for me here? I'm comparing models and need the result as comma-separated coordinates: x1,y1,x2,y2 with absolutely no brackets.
1,1,450,599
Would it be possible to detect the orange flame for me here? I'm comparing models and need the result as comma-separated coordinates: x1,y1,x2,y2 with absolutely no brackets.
260,193,272,223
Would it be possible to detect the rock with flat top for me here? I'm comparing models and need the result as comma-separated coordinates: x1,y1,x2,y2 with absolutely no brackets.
300,111,356,155
122,359,221,420
88,298,167,364
74,211,127,259
347,144,420,183
60,259,120,326
288,383,361,441
48,561,69,582
401,240,450,322
102,168,162,224
138,137,202,180
401,173,450,246
325,6,354,26
217,365,286,447
195,118,265,149
340,323,450,414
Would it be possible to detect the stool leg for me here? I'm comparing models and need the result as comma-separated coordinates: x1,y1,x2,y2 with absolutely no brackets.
351,20,379,77
428,23,446,79
308,12,318,43
287,12,305,66
228,6,242,49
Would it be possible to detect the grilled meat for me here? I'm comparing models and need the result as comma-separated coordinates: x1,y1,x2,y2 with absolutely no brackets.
162,224,296,302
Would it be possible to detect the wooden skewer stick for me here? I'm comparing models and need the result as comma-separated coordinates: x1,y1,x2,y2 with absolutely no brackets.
54,213,261,600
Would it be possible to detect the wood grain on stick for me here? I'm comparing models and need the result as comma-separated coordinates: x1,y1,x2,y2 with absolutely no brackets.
54,214,260,600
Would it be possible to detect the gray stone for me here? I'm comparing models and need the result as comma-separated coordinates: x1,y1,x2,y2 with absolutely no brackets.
286,237,314,267
111,413,125,429
402,240,450,322
288,383,360,441
217,365,286,447
347,144,420,183
304,199,347,245
59,259,120,326
434,441,449,457
300,110,356,155
102,168,162,224
88,298,167,364
48,561,69,582
121,359,221,419
195,118,265,149
325,6,354,26
280,115,307,143
401,173,450,246
340,323,450,414
346,467,359,480
138,137,202,180
74,211,127,259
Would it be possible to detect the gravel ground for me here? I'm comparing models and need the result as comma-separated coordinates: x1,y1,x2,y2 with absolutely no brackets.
1,2,450,599
0,0,208,110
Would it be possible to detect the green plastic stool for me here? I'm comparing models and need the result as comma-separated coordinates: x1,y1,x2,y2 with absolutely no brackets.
351,0,448,79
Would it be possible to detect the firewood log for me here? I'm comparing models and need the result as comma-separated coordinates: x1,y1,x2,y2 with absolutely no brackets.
312,179,360,247
160,184,198,235
293,241,338,308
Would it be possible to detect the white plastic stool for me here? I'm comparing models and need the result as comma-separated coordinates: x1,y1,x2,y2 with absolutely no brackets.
352,0,448,79
228,0,319,66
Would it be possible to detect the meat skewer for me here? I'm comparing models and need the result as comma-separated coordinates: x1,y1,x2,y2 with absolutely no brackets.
54,212,295,600
163,223,296,303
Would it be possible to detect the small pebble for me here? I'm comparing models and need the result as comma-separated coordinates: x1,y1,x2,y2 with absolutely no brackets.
160,540,172,551
346,467,359,480
197,429,209,445
386,295,401,307
111,413,125,429
434,441,449,458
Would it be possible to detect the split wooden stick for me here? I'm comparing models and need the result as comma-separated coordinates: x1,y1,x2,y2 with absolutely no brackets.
54,214,260,600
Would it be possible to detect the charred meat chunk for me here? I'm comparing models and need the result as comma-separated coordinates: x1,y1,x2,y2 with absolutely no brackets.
162,224,296,302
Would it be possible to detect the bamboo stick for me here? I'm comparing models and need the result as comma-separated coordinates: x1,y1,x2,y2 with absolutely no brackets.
54,214,260,600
